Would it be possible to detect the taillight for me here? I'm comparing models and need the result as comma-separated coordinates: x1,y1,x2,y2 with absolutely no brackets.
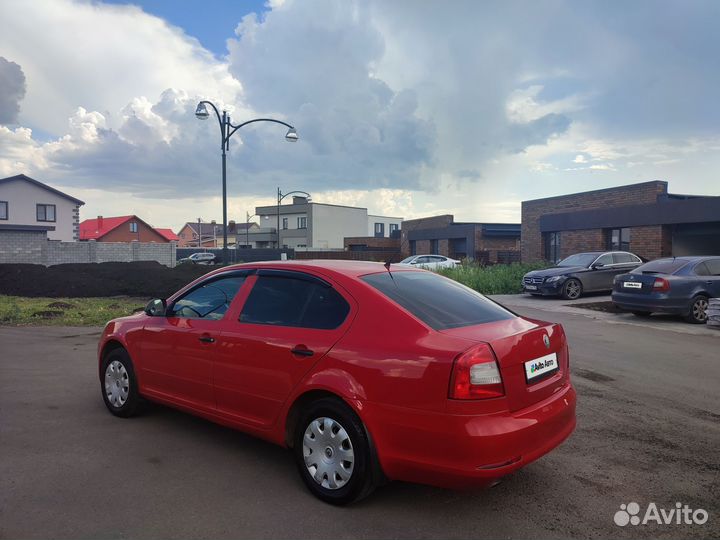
449,343,505,400
652,277,670,292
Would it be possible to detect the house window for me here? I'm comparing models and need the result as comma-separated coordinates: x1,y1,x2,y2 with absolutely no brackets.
282,217,288,230
0,201,7,220
410,240,416,255
389,223,399,237
608,228,631,251
36,204,56,222
430,239,438,253
545,232,561,263
130,222,138,233
297,217,307,229
374,222,385,237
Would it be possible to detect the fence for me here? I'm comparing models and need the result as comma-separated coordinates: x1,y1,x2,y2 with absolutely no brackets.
176,247,295,263
0,228,176,266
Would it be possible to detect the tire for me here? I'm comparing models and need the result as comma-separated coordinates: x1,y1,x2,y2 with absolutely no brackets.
561,278,583,300
100,348,143,418
685,295,709,324
294,397,376,505
632,311,652,317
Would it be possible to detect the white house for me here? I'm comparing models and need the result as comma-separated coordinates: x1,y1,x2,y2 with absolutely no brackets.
255,196,403,249
0,174,84,241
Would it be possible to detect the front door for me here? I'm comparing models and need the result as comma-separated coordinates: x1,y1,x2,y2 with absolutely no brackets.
138,272,248,412
214,270,354,427
584,253,616,291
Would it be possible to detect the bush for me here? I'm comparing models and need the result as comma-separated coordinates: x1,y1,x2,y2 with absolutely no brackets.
437,262,547,295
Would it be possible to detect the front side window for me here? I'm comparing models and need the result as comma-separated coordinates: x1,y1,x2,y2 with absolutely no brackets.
171,275,246,320
362,271,514,330
297,217,307,229
240,274,349,329
36,204,56,222
0,201,7,220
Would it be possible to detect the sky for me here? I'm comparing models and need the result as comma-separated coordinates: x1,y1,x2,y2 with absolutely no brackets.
1,0,719,232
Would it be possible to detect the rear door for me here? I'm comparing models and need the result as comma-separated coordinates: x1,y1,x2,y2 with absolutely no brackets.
214,270,356,427
699,258,720,297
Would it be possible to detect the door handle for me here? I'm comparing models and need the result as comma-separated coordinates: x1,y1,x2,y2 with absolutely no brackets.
291,347,314,357
198,335,215,344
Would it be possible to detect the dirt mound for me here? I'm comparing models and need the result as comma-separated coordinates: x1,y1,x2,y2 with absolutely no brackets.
0,262,213,298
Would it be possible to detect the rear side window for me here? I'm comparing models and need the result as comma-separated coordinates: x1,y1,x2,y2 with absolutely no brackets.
240,275,350,329
613,253,637,264
634,259,690,274
362,271,514,330
694,262,710,276
706,259,720,276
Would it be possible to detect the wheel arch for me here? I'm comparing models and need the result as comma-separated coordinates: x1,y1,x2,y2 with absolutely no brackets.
99,339,127,380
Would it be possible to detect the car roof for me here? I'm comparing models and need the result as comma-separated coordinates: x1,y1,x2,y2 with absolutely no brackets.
216,259,403,279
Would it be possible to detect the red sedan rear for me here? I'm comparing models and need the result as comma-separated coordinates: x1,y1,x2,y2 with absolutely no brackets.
98,260,576,504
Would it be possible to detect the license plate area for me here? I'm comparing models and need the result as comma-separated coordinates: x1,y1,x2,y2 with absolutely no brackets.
524,353,559,383
525,285,538,290
623,282,642,289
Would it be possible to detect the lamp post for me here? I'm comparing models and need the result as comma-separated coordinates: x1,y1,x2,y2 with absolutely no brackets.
276,188,311,249
245,212,258,249
195,100,298,265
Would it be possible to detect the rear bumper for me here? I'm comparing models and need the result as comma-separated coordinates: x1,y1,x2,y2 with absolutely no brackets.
612,292,689,314
364,384,576,489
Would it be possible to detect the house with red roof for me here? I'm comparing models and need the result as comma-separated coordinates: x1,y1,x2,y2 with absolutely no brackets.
79,215,176,243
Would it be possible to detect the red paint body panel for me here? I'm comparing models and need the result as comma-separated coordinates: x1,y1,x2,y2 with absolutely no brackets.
98,261,576,489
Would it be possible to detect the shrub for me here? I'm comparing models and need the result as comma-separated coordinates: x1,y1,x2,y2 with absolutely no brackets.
437,262,547,295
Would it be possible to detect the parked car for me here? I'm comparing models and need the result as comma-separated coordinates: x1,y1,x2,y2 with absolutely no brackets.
177,252,217,265
99,261,575,504
612,256,720,324
522,251,643,299
398,254,460,270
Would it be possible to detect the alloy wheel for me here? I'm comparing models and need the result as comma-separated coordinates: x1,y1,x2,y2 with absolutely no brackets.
565,280,582,299
693,297,709,322
303,417,355,490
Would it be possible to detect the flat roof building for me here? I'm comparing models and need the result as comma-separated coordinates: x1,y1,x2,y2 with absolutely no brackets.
521,181,720,263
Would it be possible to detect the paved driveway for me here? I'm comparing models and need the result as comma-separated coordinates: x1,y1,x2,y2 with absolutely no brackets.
1,308,718,539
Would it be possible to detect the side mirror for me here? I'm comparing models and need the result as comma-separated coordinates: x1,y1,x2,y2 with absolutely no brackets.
144,298,167,317
592,263,604,269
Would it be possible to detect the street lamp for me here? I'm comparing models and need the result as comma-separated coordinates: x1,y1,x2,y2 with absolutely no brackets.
195,100,298,264
276,188,311,249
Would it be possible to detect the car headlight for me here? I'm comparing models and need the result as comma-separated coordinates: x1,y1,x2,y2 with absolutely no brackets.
545,276,562,283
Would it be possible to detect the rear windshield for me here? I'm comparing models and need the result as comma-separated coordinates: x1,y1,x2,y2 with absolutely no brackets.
361,271,515,330
633,259,690,275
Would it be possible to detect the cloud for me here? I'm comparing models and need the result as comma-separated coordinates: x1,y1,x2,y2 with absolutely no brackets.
0,57,26,124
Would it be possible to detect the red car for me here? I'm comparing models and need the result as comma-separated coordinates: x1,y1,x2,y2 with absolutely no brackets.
99,261,576,504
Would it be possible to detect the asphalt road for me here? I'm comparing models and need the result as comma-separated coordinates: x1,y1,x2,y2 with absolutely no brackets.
1,305,718,540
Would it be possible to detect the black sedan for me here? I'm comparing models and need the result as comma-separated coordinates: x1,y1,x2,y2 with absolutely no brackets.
612,256,720,324
522,251,643,300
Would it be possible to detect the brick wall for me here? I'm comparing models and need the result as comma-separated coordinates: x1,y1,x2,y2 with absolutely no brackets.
521,181,668,262
400,215,454,256
475,232,521,263
628,225,672,260
559,229,606,258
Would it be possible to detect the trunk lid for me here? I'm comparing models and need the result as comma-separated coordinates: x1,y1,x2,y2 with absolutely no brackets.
441,317,570,412
614,273,662,294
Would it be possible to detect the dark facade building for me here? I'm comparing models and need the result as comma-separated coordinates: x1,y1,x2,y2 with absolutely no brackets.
522,181,720,263
401,214,521,263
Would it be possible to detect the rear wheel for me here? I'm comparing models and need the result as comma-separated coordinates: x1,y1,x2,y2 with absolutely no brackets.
562,279,583,300
101,348,143,417
685,295,709,324
294,398,376,505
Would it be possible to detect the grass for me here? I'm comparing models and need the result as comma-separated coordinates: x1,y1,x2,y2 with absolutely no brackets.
0,296,147,326
437,262,548,295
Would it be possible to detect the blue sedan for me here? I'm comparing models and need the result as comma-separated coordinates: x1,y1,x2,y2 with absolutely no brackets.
612,256,720,324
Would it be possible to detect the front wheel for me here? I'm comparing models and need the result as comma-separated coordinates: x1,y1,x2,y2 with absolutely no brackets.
562,278,583,300
685,295,709,324
101,348,143,417
294,398,376,505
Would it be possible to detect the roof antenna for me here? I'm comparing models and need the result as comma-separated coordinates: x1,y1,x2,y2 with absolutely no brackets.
383,259,397,284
